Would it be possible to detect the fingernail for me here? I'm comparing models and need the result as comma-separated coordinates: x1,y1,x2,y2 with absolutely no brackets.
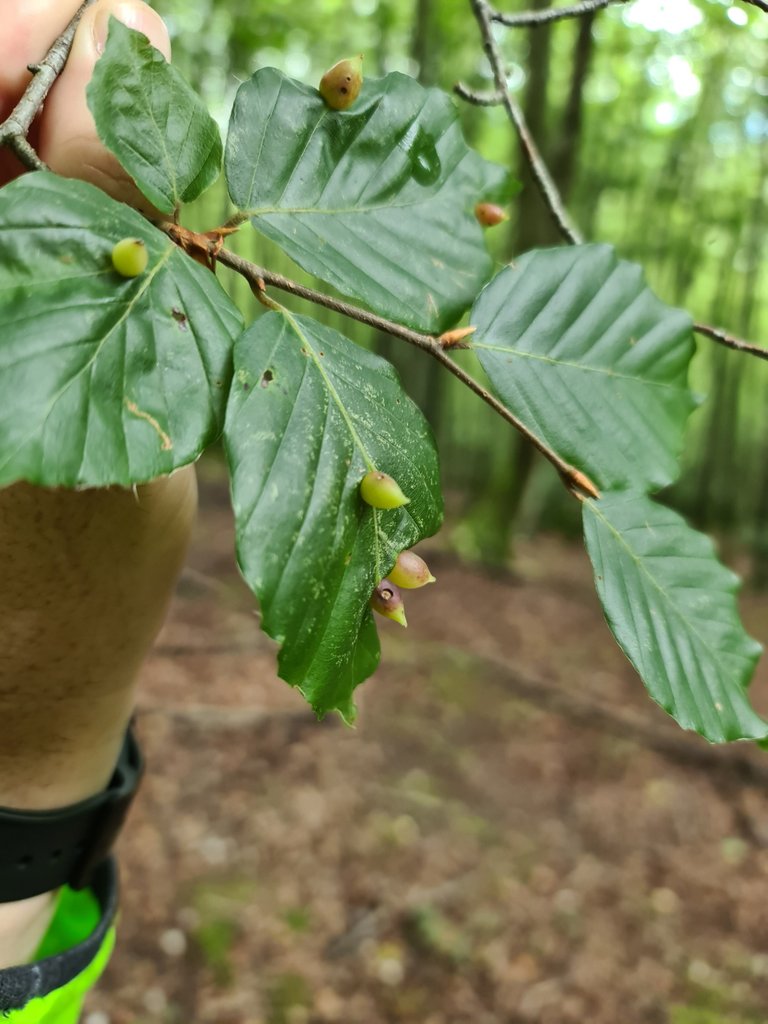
93,2,147,54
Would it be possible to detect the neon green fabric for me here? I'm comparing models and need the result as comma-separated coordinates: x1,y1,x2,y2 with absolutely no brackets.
34,885,101,960
4,886,115,1024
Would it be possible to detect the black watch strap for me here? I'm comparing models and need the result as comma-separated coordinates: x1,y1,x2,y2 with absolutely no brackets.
0,726,143,903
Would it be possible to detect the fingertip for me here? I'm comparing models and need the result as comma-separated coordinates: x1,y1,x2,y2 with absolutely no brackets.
90,1,171,62
38,0,171,210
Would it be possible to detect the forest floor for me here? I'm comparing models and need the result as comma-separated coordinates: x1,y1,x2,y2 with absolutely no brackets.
85,478,768,1024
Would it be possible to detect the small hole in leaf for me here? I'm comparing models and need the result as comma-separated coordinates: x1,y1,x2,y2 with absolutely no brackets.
171,307,188,330
260,370,275,388
340,86,349,94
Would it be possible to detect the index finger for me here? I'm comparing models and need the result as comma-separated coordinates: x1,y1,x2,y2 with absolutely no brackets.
39,0,171,212
0,0,171,212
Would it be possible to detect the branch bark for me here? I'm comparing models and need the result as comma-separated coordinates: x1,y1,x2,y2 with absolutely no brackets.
694,323,768,362
468,0,583,244
0,0,96,170
453,82,503,106
202,239,599,500
492,0,629,26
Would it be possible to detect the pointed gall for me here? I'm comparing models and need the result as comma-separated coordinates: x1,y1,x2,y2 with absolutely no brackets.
388,550,436,590
360,471,410,509
370,579,407,627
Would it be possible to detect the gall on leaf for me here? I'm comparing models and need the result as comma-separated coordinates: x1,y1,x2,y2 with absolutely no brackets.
360,470,410,509
389,550,436,590
474,202,509,227
370,579,407,627
111,237,149,277
319,55,363,110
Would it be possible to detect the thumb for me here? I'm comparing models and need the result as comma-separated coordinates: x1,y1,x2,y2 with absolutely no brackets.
38,0,171,215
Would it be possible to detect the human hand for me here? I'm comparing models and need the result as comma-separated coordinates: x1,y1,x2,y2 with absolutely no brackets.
0,0,170,204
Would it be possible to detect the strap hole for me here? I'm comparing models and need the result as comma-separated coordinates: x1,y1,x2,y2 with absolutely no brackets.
50,849,63,862
17,855,33,870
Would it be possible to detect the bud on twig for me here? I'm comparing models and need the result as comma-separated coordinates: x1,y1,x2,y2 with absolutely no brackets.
438,326,476,349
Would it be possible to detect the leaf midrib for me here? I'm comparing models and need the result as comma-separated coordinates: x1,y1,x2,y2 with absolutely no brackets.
586,497,762,730
474,340,686,392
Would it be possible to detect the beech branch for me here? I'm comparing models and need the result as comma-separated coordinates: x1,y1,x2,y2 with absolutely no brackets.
201,240,599,500
0,0,95,170
453,82,503,107
694,323,768,362
467,0,583,245
466,0,768,362
492,0,629,27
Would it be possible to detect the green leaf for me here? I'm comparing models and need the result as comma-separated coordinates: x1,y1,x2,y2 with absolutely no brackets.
225,311,443,719
583,490,765,743
472,245,696,492
225,68,510,333
0,172,242,487
87,19,222,214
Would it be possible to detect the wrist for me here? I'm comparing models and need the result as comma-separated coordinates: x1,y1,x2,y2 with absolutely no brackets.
0,891,56,970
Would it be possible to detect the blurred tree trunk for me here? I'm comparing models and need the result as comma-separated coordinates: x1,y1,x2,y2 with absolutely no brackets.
374,0,396,77
551,12,596,201
406,0,446,441
740,152,768,581
410,0,438,86
513,0,557,255
691,241,739,529
484,3,595,567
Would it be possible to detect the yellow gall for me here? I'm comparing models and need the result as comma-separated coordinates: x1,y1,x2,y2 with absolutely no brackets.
319,55,363,111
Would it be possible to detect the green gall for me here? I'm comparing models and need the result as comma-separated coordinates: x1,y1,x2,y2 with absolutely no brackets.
111,237,149,277
360,470,410,509
370,579,407,628
389,550,436,590
319,55,363,110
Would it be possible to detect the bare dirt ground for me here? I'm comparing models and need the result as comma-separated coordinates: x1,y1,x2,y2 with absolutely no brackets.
85,480,768,1024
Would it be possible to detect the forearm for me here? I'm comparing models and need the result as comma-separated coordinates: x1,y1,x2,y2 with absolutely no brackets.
0,469,197,809
0,469,196,968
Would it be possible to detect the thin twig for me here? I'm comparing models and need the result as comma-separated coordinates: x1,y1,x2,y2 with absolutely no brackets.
492,0,629,27
741,0,768,12
0,0,95,170
208,243,599,499
694,323,768,362
469,0,583,245
454,82,503,106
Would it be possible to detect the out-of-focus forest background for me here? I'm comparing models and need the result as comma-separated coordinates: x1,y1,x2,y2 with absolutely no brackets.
90,3,768,1023
162,0,767,573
